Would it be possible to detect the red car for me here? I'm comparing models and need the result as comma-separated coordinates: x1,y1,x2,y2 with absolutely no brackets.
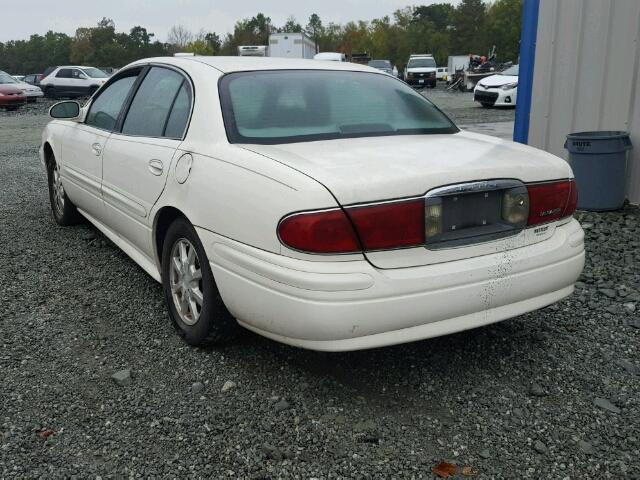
0,84,27,110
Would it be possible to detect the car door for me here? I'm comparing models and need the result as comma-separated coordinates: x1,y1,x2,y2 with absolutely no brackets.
53,68,73,96
60,70,140,222
70,68,92,96
101,66,193,255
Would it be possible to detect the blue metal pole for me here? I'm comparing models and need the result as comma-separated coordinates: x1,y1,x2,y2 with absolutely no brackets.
513,0,540,144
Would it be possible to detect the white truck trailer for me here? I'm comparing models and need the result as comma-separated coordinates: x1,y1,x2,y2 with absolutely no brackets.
447,55,470,79
268,32,316,59
238,45,268,57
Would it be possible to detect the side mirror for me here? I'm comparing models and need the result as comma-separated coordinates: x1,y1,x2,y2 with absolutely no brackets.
49,101,80,119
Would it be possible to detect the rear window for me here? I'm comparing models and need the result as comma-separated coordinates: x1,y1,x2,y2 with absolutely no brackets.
369,60,391,68
219,70,457,145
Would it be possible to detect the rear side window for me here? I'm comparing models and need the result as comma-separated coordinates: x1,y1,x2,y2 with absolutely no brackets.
56,69,72,78
164,83,191,138
122,67,188,138
85,75,137,131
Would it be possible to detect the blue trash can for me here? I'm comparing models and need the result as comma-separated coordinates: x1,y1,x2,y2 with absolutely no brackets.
564,131,632,211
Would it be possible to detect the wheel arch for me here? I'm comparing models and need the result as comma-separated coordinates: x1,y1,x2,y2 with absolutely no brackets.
43,141,55,169
153,205,193,269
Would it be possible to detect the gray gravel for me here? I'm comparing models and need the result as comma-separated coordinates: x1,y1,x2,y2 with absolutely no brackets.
1,98,639,479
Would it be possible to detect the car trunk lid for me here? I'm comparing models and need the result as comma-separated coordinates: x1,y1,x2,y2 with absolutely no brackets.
241,131,573,268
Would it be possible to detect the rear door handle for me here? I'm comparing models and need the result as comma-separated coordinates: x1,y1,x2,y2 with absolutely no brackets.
91,142,102,156
148,159,163,176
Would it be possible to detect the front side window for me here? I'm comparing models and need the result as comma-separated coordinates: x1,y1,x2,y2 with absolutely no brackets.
85,74,137,131
219,70,457,144
122,67,187,138
71,69,86,79
82,67,108,78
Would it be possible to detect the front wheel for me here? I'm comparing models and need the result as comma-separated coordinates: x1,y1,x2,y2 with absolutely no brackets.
162,218,238,345
47,154,82,225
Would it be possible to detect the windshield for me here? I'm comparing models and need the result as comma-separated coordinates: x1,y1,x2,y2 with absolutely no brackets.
369,60,392,68
219,70,458,144
408,58,436,68
82,67,108,78
0,74,18,84
500,65,519,76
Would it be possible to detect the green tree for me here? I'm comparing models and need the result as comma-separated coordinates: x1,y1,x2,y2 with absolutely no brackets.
413,4,454,30
452,0,488,55
485,0,522,62
279,15,302,33
306,13,323,51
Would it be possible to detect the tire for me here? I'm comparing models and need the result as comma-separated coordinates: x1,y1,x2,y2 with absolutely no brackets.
44,86,56,99
161,218,238,345
47,153,82,226
88,86,98,97
480,103,493,108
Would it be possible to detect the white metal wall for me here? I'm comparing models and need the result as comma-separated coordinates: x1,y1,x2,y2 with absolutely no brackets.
528,0,640,204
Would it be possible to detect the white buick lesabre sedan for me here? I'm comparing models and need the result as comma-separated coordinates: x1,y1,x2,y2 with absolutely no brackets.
41,56,585,351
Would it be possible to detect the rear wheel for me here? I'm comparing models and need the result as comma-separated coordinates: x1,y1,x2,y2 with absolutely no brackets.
47,153,82,225
44,86,56,99
480,103,493,108
161,218,238,345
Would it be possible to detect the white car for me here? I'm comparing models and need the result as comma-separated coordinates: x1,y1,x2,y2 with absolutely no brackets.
40,66,109,98
474,65,519,107
404,55,437,88
0,71,43,102
436,67,448,81
41,57,584,352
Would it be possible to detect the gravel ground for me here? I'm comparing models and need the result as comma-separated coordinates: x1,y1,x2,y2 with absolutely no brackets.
1,97,638,479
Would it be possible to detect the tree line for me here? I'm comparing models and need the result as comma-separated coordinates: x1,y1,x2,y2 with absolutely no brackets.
0,0,521,75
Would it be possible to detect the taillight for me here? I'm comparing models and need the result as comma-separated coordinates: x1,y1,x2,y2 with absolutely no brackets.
526,179,576,226
278,199,425,254
278,209,360,253
346,199,425,250
563,180,578,217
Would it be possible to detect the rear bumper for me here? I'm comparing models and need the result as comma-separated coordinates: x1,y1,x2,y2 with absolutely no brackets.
198,219,585,351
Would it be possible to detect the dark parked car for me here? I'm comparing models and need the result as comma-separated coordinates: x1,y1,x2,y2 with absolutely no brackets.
0,84,27,110
368,59,395,76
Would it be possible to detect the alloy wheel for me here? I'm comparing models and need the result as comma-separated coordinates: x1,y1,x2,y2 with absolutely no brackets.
52,162,65,215
169,238,204,326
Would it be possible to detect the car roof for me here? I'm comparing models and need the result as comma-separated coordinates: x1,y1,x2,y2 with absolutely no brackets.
129,56,377,74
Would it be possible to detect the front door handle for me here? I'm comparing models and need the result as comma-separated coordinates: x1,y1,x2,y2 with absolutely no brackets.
148,159,164,176
91,142,102,156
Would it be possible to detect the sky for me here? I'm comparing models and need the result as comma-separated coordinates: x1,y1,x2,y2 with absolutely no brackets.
0,0,460,43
